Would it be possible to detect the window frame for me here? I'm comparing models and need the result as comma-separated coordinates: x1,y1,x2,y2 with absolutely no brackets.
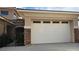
1,10,9,16
62,21,68,24
43,21,50,23
33,21,41,23
53,21,60,23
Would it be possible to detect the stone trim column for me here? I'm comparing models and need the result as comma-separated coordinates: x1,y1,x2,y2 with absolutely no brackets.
74,28,79,43
24,26,31,45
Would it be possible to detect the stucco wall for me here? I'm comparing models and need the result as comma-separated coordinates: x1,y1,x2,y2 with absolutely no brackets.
70,21,75,42
0,7,18,20
18,11,79,44
18,11,79,28
0,19,6,35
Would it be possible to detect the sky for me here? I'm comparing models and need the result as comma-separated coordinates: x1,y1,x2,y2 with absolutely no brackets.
1,0,79,12
1,0,79,7
19,7,79,12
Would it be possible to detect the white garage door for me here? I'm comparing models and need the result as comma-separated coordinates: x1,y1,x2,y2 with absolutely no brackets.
31,21,71,44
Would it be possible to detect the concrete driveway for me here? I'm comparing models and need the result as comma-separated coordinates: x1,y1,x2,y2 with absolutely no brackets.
0,43,79,51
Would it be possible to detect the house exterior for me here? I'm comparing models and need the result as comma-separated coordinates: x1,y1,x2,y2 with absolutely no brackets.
0,7,25,46
0,7,19,19
17,9,79,45
0,16,14,36
0,7,22,42
0,7,79,46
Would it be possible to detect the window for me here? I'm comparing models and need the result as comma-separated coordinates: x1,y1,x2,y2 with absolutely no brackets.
53,21,59,23
43,21,50,23
62,21,68,24
1,10,8,16
33,21,41,23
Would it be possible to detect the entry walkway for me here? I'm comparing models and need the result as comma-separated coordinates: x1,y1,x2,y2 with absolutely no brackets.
0,43,79,51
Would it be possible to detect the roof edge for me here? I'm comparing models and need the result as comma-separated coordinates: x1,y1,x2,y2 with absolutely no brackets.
17,9,79,15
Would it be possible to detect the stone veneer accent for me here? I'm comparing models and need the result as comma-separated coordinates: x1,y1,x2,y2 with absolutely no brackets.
24,29,31,45
74,28,79,43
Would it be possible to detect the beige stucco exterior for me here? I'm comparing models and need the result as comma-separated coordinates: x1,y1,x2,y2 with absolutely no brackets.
17,10,79,44
0,7,18,38
0,7,79,45
0,17,15,36
17,10,79,28
0,7,19,20
0,19,6,35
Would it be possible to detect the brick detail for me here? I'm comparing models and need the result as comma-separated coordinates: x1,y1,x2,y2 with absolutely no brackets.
74,28,79,43
24,29,31,45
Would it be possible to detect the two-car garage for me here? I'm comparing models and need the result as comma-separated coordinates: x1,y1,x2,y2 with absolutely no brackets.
17,10,79,45
31,20,71,44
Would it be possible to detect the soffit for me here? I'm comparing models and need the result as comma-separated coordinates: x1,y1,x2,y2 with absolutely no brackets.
18,10,79,20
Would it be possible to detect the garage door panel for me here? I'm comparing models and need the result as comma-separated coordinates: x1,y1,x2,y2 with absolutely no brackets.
31,21,71,44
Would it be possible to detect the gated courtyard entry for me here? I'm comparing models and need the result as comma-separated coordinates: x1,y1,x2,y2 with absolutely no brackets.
15,27,24,46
